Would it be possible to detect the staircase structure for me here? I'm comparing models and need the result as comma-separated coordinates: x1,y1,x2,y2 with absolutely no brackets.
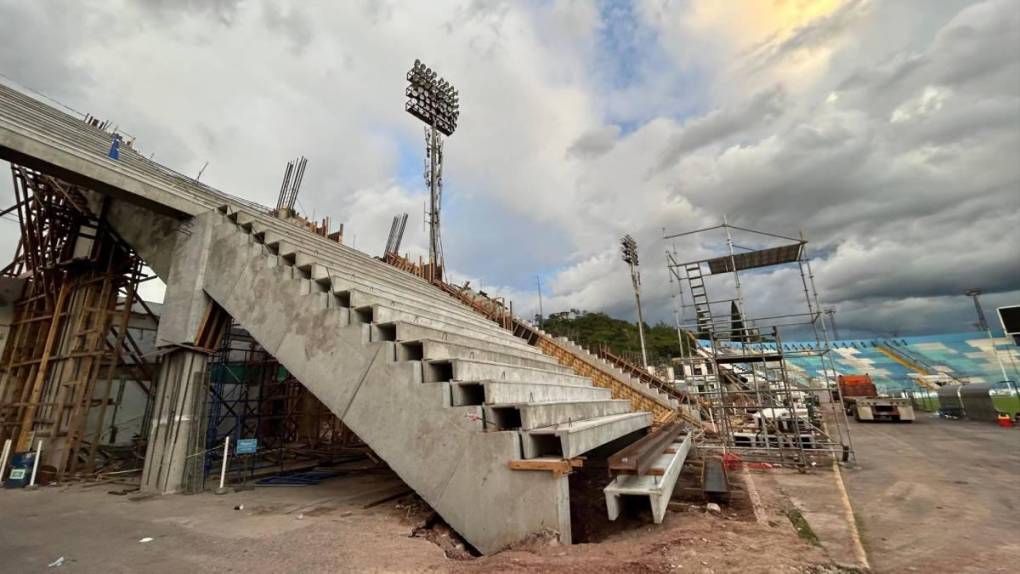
200,206,652,551
0,80,661,553
424,279,699,425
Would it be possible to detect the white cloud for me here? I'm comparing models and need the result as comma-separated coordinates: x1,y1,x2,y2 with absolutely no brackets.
0,0,1017,338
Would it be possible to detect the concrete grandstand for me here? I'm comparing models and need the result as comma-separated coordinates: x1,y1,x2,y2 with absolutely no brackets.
747,332,1020,394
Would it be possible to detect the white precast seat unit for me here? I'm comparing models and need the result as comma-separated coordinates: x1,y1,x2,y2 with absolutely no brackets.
604,433,692,524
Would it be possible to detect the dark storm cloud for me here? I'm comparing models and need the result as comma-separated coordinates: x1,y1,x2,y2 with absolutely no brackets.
654,85,787,172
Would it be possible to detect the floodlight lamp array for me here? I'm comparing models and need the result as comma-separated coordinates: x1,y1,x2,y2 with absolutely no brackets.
406,59,460,136
620,235,639,266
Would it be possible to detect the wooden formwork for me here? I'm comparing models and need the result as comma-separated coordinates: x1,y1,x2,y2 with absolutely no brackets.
532,337,676,425
0,166,158,479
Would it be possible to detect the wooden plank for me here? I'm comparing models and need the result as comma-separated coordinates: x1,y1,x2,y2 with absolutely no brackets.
508,457,584,478
608,422,683,476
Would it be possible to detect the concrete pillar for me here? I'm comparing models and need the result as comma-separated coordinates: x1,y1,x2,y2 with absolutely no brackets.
139,212,219,494
140,349,208,494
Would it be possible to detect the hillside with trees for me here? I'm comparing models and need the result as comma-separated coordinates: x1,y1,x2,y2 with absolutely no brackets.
538,312,693,365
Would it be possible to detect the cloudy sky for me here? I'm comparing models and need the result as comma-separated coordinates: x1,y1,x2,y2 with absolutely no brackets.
0,0,1017,339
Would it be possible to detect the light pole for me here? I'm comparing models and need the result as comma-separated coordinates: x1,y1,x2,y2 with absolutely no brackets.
536,275,544,329
967,288,1010,383
621,235,648,370
406,59,460,282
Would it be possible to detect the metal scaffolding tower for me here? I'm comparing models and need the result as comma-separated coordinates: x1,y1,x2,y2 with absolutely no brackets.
664,221,854,467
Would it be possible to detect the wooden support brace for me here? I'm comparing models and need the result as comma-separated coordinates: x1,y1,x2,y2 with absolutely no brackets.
508,457,584,478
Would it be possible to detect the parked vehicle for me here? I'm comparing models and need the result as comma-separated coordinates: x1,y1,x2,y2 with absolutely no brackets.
837,374,915,422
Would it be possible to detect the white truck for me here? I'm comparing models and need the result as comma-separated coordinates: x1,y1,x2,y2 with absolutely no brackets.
853,396,915,422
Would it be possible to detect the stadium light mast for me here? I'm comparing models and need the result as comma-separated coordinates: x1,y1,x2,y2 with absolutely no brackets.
621,234,649,370
405,59,460,282
967,288,1010,383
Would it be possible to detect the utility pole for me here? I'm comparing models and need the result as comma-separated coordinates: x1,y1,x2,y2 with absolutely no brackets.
620,235,648,370
967,289,1010,383
536,275,544,328
405,59,460,282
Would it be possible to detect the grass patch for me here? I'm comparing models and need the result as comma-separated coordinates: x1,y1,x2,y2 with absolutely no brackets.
786,508,820,546
992,396,1020,417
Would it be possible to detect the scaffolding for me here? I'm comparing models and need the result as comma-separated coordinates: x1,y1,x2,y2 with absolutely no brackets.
196,320,364,489
664,221,854,467
0,165,159,479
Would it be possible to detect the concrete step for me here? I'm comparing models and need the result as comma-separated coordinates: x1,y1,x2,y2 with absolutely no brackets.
522,412,652,459
233,214,506,328
391,322,549,361
323,266,509,334
451,381,612,406
446,358,593,386
373,305,532,349
486,399,632,431
342,288,535,353
257,235,513,337
418,339,567,372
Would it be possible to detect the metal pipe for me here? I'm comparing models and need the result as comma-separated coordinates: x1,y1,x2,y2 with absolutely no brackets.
218,436,230,492
0,438,11,482
29,439,42,487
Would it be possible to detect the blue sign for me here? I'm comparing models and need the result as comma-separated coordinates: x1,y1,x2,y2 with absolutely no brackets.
235,438,258,455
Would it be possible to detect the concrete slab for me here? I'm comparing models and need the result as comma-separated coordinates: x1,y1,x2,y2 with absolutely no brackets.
454,381,613,406
524,412,652,459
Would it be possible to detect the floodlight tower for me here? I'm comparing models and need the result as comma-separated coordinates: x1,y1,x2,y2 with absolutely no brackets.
967,288,1010,382
405,59,460,281
621,234,649,370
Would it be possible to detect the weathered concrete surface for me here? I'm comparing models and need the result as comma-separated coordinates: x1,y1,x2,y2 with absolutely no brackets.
103,196,182,278
0,82,218,217
153,211,220,347
199,216,582,553
140,349,208,494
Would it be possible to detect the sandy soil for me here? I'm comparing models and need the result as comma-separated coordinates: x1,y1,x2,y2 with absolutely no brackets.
0,461,845,573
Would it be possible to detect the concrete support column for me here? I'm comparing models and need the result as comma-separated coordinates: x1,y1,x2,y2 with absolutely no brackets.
140,349,208,494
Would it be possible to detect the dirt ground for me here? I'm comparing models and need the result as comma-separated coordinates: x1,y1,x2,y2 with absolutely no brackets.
0,459,845,573
843,415,1020,573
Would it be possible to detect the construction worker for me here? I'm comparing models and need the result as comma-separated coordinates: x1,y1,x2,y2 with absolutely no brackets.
108,133,122,160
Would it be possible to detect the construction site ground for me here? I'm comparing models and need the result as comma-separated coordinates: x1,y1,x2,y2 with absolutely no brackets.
843,415,1020,573
6,416,1013,574
0,458,852,573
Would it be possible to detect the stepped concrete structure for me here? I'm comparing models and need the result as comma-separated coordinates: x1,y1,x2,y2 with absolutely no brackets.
0,81,660,553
